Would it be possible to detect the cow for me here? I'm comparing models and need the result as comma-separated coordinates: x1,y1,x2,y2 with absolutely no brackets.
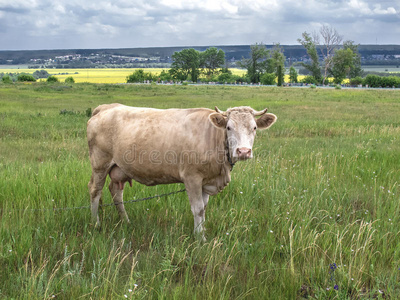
87,104,277,239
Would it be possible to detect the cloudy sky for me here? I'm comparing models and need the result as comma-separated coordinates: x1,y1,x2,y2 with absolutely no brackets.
0,0,399,50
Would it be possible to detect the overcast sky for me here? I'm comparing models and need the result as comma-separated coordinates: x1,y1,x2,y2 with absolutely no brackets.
0,0,399,50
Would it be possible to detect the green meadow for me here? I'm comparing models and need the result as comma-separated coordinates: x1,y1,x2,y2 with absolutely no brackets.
0,83,399,299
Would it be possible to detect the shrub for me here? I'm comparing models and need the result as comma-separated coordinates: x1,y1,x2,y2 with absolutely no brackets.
33,70,50,79
47,76,59,83
363,74,381,87
17,74,36,82
349,76,363,86
384,76,400,88
217,72,232,83
301,76,319,85
65,77,75,84
126,69,155,83
363,74,400,88
158,70,172,82
2,75,13,84
260,73,276,85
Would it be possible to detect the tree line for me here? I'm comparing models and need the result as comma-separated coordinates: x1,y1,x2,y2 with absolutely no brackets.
126,25,398,87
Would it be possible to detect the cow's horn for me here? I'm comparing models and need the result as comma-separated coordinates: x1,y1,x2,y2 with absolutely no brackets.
254,108,268,116
215,106,225,114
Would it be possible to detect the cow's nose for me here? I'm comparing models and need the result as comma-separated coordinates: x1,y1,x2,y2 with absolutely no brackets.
236,147,252,159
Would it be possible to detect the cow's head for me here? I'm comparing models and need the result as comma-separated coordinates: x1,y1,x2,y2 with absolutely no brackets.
209,106,277,161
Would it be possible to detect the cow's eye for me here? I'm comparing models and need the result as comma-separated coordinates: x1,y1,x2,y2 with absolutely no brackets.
254,126,257,130
227,126,231,131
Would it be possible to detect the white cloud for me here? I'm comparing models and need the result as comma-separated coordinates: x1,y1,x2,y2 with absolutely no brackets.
0,0,399,50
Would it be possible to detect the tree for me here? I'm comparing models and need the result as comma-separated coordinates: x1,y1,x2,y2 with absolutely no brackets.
317,25,343,84
200,47,225,76
239,43,269,83
289,67,298,83
329,48,355,84
343,40,363,78
270,44,286,86
170,48,200,82
298,32,322,83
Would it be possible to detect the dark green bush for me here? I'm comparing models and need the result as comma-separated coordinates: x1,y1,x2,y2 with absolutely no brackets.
17,74,36,82
1,75,13,84
65,77,75,84
260,73,276,85
349,76,363,86
301,76,319,85
364,75,400,88
47,76,59,83
126,69,155,83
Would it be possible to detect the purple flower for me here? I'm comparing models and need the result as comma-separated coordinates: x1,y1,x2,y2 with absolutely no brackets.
334,285,339,290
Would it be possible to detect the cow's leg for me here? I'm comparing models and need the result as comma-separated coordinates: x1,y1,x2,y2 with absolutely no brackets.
88,170,108,228
184,176,206,240
88,146,112,228
108,180,130,223
201,191,210,225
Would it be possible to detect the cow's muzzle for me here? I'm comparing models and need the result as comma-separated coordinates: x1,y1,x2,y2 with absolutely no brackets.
236,147,252,160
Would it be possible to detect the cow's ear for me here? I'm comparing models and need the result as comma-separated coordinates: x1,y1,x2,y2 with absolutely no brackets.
209,113,227,129
256,113,277,130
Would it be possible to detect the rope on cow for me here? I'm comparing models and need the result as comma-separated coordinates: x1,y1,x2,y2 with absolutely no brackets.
4,188,187,212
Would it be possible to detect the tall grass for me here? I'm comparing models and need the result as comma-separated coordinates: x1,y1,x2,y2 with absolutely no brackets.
0,83,399,298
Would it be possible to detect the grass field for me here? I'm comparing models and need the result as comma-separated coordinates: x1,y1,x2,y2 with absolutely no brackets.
0,83,399,299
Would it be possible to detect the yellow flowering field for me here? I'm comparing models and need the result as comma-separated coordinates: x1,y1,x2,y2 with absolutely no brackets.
0,68,248,84
1,67,331,84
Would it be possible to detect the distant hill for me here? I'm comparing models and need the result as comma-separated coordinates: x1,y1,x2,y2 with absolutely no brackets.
1,44,399,66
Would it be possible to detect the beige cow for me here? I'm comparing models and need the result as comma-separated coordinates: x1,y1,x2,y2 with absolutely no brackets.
87,104,277,239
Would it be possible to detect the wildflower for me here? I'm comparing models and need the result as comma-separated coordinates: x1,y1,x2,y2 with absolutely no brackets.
128,289,132,292
124,295,128,298
269,230,273,233
226,232,229,235
134,284,138,288
334,285,339,290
